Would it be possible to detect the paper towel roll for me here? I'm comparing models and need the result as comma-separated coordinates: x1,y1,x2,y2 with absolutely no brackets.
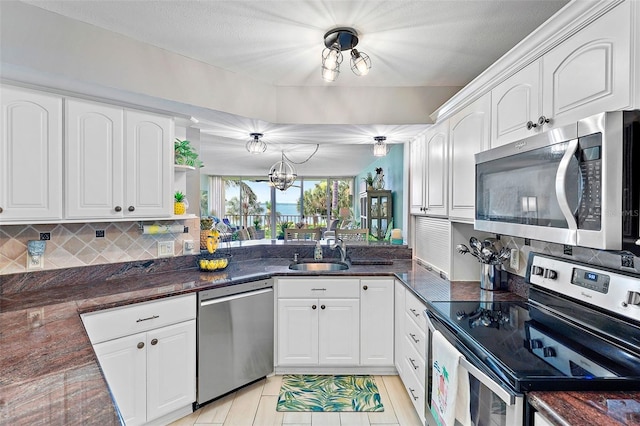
142,224,184,234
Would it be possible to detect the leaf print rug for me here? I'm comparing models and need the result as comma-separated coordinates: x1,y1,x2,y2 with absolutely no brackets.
276,374,384,412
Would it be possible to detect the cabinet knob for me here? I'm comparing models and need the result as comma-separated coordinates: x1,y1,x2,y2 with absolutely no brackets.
137,342,144,349
321,304,326,310
114,206,122,212
151,338,158,345
538,116,550,126
363,285,368,290
0,207,3,213
526,120,537,130
128,206,135,212
312,304,317,310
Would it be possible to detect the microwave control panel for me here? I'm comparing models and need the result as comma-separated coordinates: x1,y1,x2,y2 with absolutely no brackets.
577,134,602,231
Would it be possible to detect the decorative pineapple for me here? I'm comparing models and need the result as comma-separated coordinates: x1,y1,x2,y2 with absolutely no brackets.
200,217,214,250
174,191,187,215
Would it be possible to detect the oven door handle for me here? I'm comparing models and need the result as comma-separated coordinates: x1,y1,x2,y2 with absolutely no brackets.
555,138,579,233
425,310,518,406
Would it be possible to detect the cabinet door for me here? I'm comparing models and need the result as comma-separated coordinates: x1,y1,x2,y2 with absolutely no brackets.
124,110,173,218
93,333,147,426
146,320,196,422
448,93,491,221
66,99,124,219
491,60,542,147
425,123,448,216
360,279,394,366
0,86,62,221
394,281,406,377
278,299,319,365
542,1,631,130
410,135,426,214
318,298,360,365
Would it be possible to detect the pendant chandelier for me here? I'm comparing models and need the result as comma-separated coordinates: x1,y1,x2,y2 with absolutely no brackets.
267,145,320,191
321,27,371,82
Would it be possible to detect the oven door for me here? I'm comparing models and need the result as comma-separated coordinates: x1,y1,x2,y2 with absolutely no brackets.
426,312,525,426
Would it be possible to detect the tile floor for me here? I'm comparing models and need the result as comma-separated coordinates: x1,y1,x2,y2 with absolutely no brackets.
170,374,423,426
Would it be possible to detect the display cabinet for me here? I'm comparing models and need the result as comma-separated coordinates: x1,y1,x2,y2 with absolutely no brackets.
360,190,393,240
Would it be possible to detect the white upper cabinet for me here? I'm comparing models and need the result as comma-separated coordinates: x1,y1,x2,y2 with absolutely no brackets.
542,0,632,130
425,122,449,216
491,1,633,147
448,92,491,221
491,60,542,147
66,98,173,219
0,86,63,222
409,134,426,215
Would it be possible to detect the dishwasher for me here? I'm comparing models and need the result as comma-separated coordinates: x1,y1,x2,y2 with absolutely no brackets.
196,279,274,408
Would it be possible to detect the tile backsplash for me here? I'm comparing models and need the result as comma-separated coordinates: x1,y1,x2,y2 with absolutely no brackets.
0,219,199,275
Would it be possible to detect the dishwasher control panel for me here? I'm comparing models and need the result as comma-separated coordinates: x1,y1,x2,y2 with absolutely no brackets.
198,278,273,302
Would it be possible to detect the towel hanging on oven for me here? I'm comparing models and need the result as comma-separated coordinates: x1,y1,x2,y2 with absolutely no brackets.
430,330,471,426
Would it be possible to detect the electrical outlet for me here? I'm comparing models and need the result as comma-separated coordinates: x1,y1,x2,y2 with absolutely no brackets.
183,240,196,255
509,248,520,270
157,241,174,258
26,253,44,270
40,232,50,240
27,307,44,328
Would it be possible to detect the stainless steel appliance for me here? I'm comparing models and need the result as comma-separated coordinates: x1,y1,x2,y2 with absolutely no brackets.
425,252,640,425
475,111,640,252
196,279,274,408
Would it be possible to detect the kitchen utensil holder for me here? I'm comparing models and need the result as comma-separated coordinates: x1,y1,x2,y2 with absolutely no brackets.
480,263,506,291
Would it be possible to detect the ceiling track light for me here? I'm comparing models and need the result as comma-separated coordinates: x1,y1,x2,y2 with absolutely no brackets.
246,132,267,154
373,136,388,157
321,27,371,82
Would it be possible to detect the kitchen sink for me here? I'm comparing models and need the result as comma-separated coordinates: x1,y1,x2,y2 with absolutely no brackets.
288,261,350,271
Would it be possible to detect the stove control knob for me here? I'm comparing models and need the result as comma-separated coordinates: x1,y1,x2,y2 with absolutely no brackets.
529,339,543,350
532,266,544,276
543,347,556,358
543,269,557,280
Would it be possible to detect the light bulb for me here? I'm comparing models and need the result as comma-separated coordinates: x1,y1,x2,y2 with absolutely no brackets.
322,65,339,82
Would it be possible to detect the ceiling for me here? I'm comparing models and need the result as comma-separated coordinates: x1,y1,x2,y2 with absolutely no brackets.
21,0,570,176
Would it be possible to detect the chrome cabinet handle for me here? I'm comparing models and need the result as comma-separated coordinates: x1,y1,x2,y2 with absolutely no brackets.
526,120,537,130
137,342,144,349
151,338,158,345
538,116,550,126
410,308,420,317
409,388,419,401
409,358,419,370
136,315,159,323
409,333,419,343
311,288,327,291
114,206,122,212
128,206,135,212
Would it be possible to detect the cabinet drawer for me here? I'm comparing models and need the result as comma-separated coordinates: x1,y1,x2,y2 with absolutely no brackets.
81,294,196,344
277,278,360,298
405,291,427,332
404,312,427,357
404,335,426,391
401,355,426,422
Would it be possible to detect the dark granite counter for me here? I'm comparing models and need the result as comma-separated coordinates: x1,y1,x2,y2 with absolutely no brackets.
1,249,638,425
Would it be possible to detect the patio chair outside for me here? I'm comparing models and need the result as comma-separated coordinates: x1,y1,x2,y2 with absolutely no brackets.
335,228,369,244
284,228,322,242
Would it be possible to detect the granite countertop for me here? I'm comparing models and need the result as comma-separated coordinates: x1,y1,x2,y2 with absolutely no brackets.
1,256,638,425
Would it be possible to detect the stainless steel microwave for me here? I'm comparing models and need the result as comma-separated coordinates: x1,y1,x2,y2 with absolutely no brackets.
475,111,640,252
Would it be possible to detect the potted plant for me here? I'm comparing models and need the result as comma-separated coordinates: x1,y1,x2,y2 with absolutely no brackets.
174,191,187,215
174,138,203,168
200,217,214,250
362,172,374,190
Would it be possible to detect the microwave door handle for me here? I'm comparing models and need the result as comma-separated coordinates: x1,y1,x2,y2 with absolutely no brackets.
555,138,579,232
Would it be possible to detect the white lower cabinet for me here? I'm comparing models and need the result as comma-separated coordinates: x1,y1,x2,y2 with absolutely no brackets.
395,286,428,424
82,294,196,426
276,277,394,369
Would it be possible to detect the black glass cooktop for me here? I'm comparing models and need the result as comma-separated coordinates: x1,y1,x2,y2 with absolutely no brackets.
426,296,640,392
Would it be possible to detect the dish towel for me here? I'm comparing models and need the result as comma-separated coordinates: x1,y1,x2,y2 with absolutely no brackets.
430,330,471,426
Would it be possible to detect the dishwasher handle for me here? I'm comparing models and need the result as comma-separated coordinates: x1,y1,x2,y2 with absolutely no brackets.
200,288,273,307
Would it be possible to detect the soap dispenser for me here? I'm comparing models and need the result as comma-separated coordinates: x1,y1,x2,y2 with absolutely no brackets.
314,241,323,260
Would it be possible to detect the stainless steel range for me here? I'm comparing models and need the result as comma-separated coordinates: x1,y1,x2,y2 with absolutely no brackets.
425,252,640,425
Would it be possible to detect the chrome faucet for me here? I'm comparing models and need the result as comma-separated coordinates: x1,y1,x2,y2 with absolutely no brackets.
330,238,347,263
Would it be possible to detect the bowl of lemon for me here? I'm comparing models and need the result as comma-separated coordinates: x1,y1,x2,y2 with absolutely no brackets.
198,256,229,271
